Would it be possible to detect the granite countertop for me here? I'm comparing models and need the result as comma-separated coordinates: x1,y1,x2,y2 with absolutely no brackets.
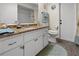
0,25,48,39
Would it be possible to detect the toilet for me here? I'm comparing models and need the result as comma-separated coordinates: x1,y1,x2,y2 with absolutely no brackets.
48,30,58,43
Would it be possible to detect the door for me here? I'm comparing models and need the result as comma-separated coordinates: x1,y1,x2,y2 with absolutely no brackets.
60,3,77,42
1,47,23,56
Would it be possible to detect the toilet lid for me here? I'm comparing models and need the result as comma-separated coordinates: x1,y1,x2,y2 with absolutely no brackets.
48,30,58,34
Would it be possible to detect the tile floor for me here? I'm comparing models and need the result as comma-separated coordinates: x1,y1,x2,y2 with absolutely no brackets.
37,39,79,56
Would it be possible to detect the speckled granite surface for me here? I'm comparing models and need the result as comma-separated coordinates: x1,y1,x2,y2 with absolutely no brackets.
0,25,48,39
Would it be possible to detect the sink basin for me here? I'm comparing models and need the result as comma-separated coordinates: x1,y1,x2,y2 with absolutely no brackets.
0,28,14,35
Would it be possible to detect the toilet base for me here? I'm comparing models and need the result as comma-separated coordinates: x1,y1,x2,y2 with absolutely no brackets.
48,38,57,44
49,41,56,45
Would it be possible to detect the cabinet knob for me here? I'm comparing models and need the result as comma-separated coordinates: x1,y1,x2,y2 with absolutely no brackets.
43,34,45,37
34,38,38,41
20,46,24,49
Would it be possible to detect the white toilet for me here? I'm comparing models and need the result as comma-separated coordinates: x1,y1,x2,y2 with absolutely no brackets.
48,30,58,43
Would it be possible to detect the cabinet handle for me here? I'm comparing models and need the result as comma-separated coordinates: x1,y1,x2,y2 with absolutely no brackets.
43,34,45,37
34,38,38,41
20,46,24,49
8,42,16,46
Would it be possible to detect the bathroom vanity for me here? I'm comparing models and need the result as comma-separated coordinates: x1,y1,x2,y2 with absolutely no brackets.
0,25,48,56
0,3,49,56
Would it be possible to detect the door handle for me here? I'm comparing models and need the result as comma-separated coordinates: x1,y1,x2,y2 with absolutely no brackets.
20,46,24,49
60,23,62,24
60,19,62,24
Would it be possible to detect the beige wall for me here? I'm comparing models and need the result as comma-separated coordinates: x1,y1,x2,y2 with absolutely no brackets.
48,3,59,30
0,3,17,24
38,3,45,24
38,3,59,30
38,4,48,25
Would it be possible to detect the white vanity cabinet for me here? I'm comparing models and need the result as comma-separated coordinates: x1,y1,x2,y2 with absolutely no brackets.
42,28,49,47
24,28,48,56
34,34,43,54
24,38,36,56
24,30,43,56
1,46,23,56
0,34,24,56
24,31,37,56
36,28,49,48
24,35,43,56
0,27,48,56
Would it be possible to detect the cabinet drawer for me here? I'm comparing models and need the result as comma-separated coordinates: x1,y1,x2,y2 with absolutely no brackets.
36,28,48,35
1,47,23,56
0,34,23,54
24,28,48,43
24,30,39,43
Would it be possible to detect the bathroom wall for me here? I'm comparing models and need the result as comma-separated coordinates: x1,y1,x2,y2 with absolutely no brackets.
0,3,17,24
48,3,59,30
47,3,59,38
38,3,49,25
47,3,76,42
38,3,59,29
38,4,45,24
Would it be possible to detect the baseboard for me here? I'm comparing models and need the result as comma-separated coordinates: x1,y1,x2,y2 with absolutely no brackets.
56,38,75,44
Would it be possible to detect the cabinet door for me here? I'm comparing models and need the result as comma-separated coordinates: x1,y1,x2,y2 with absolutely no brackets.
34,35,43,54
43,31,48,47
0,34,23,55
24,40,36,56
1,47,23,56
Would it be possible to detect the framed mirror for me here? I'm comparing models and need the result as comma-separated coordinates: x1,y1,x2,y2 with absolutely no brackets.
17,3,38,24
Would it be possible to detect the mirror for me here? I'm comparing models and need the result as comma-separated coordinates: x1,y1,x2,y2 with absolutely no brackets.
17,3,38,24
0,3,38,24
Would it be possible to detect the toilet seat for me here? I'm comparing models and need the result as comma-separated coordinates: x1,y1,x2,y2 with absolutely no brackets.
48,30,58,35
48,30,57,43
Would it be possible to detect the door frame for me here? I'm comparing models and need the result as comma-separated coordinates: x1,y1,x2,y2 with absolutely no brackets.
59,3,61,39
58,3,77,42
